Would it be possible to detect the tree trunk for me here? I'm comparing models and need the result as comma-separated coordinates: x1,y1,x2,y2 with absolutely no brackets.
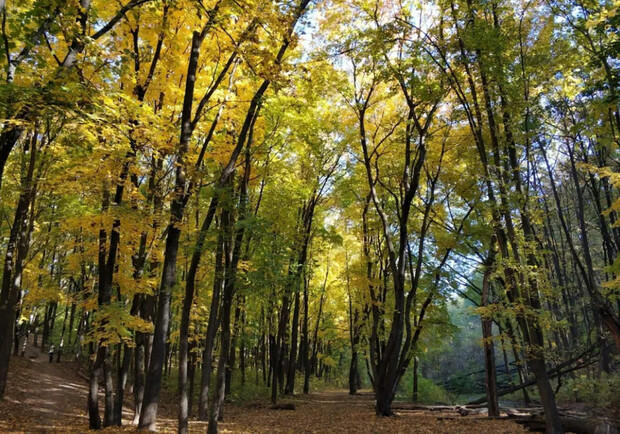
198,229,224,420
207,290,233,434
178,196,219,432
301,273,310,394
0,134,39,399
226,301,242,394
88,345,103,429
347,252,360,396
138,222,181,430
102,347,115,426
133,330,146,425
412,357,418,403
188,342,197,418
285,290,300,395
481,260,499,417
113,342,133,424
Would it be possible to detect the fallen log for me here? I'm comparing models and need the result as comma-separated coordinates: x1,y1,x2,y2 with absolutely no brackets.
429,405,459,412
270,403,296,410
391,404,456,411
391,403,492,412
502,407,539,418
391,404,435,411
455,403,611,432
467,350,598,405
457,406,488,416
512,414,619,434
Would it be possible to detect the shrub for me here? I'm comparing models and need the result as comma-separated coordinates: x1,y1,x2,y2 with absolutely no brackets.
556,372,620,408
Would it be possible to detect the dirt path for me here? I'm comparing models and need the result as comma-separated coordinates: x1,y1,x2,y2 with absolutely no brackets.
0,348,527,433
215,391,527,434
0,343,93,432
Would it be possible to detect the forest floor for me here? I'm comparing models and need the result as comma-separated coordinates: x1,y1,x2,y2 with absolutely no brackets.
0,348,529,433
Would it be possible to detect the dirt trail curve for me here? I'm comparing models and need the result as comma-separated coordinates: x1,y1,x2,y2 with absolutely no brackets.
0,346,526,433
0,342,94,432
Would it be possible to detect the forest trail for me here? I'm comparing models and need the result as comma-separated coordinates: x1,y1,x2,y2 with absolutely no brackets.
0,343,98,432
0,347,528,433
215,390,528,433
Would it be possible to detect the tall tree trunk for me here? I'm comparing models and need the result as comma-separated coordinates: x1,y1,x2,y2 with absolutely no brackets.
301,274,310,394
285,284,301,395
112,295,141,425
206,118,256,432
305,269,327,396
138,206,183,430
226,300,242,394
240,309,246,386
481,256,499,417
198,229,224,420
88,345,103,429
347,252,360,395
178,193,219,432
0,134,39,399
139,7,223,426
207,193,242,431
411,357,419,403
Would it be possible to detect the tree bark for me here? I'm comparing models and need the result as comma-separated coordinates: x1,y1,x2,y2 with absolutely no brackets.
139,5,223,427
481,256,499,417
0,133,39,399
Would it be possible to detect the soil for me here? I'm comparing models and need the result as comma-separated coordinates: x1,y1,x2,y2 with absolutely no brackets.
0,346,528,433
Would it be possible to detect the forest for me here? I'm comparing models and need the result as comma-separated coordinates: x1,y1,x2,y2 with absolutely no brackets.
0,0,619,433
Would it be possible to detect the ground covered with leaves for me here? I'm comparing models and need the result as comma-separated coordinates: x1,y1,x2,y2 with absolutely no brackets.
0,353,528,433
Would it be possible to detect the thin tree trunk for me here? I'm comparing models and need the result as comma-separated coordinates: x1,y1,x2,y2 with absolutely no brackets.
285,288,301,395
481,256,499,417
198,226,224,420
